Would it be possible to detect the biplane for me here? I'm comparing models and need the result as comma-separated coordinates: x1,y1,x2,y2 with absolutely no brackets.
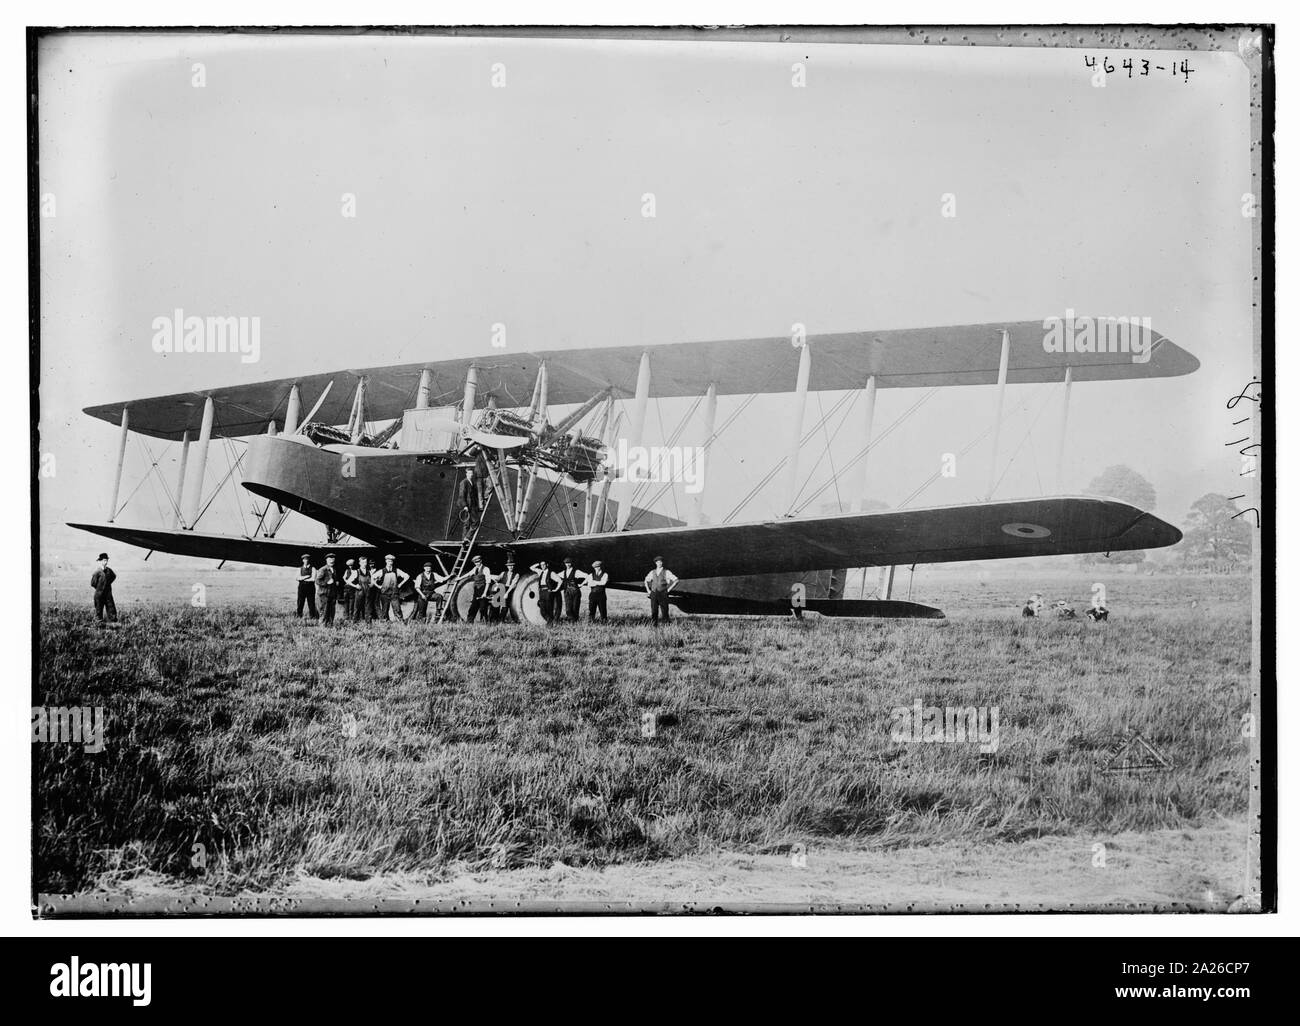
70,321,1198,623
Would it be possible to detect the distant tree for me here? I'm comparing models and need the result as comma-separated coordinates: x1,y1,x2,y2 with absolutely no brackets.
1080,465,1157,564
1180,493,1253,571
1085,465,1157,510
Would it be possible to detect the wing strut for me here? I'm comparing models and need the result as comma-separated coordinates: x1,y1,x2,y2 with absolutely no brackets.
784,340,812,514
284,385,301,434
690,383,717,526
171,430,190,528
107,407,129,522
1055,366,1073,492
857,374,879,597
985,328,1012,500
583,395,614,533
614,351,651,530
182,397,215,528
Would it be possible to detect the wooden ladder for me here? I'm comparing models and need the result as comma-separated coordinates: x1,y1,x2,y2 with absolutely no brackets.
437,490,494,623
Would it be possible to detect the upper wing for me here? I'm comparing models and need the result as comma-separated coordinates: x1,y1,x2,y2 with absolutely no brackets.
70,496,1179,575
83,322,1199,440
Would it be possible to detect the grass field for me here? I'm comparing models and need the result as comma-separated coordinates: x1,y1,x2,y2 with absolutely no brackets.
34,569,1254,908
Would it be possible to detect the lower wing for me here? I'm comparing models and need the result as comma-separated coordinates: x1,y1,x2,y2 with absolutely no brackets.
65,523,453,567
69,496,1178,575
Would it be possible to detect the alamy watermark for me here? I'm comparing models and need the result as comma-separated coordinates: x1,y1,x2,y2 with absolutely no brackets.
890,698,1000,754
32,705,106,754
151,308,261,363
50,958,151,1006
600,439,705,494
1042,309,1153,364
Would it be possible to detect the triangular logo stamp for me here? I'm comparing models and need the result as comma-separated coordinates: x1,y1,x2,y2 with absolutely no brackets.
1102,730,1171,774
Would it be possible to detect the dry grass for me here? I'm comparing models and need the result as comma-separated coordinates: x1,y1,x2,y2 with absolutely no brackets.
34,572,1252,895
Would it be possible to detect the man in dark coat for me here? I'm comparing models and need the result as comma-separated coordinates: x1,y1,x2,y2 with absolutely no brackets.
91,553,117,623
456,467,481,539
315,552,340,625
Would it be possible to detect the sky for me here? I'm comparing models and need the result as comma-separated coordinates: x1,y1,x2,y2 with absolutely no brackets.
36,32,1256,567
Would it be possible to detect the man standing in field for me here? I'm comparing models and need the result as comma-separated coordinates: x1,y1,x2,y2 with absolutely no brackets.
644,555,678,625
374,554,410,622
530,559,560,622
341,558,358,620
351,556,374,622
463,554,494,623
586,560,609,622
558,557,583,621
315,552,340,625
412,560,439,620
90,552,117,623
295,554,318,619
493,556,521,622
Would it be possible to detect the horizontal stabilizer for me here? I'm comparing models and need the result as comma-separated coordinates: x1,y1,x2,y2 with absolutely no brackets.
671,593,945,618
806,599,945,619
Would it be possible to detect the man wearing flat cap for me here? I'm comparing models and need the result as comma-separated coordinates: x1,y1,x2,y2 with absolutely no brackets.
295,554,318,619
558,557,583,622
374,553,410,622
412,560,449,621
341,558,358,620
586,560,610,622
529,558,560,623
644,555,678,625
315,552,340,625
461,554,495,623
493,556,521,623
351,556,374,621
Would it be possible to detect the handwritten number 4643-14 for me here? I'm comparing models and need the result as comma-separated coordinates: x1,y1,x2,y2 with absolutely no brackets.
1085,55,1194,81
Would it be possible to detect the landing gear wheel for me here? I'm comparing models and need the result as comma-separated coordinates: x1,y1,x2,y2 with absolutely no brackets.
510,572,549,626
488,582,511,620
450,578,477,621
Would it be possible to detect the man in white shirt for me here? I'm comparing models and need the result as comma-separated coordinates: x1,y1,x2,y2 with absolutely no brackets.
644,555,678,625
585,560,610,622
373,554,411,621
413,560,450,621
529,559,561,622
462,554,496,623
341,558,358,620
493,557,522,622
557,557,584,621
351,556,375,621
295,554,318,619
